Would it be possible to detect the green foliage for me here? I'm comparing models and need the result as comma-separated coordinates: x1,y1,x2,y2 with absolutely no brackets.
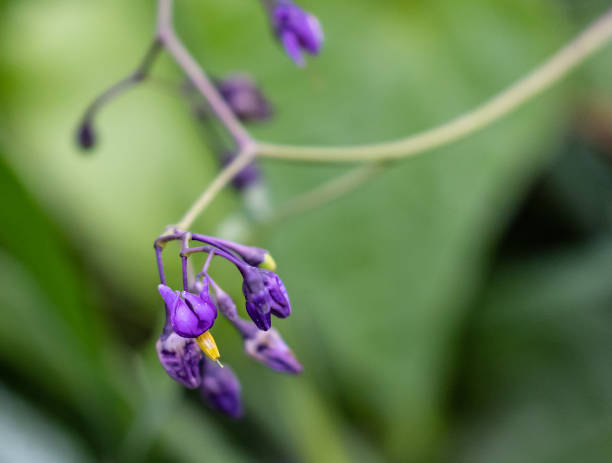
1,0,611,461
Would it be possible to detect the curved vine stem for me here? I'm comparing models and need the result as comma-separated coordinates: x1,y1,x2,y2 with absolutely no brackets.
256,8,612,162
150,1,612,229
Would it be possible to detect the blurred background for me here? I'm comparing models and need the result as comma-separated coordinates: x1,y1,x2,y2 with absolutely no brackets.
2,0,612,461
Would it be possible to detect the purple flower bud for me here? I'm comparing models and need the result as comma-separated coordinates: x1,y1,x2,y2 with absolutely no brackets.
241,268,291,330
156,331,203,388
261,270,291,318
221,152,261,191
272,1,324,66
158,284,218,338
244,327,302,374
76,120,96,150
212,283,239,321
200,359,243,418
242,268,272,331
217,74,272,122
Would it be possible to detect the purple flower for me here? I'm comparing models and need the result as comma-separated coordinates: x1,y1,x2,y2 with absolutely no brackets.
76,120,96,150
158,284,217,338
243,327,302,374
241,267,291,330
156,331,203,388
217,74,272,122
272,0,323,66
200,359,243,418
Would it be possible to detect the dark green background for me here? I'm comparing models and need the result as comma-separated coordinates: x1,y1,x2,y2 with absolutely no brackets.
1,0,612,461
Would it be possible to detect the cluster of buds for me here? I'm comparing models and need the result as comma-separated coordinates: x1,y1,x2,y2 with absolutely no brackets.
154,230,301,418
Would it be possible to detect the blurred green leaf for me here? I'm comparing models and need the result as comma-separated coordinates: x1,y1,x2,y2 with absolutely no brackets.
448,238,612,463
1,0,611,462
0,384,93,463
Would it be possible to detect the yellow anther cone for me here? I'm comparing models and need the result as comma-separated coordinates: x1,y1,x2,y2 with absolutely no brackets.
197,331,221,364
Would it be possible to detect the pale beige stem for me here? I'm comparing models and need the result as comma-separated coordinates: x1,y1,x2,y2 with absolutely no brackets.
175,147,256,230
256,9,612,163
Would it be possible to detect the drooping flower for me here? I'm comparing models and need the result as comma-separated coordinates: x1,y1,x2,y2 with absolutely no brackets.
261,269,291,318
153,229,300,418
241,266,291,330
156,330,203,388
158,284,217,338
271,0,324,66
241,267,272,331
242,325,302,374
200,358,243,418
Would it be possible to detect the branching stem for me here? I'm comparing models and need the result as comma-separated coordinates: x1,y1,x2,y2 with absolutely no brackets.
134,2,612,230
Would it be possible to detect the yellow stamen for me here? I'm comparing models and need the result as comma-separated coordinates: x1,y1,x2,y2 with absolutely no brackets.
260,253,277,271
196,331,220,362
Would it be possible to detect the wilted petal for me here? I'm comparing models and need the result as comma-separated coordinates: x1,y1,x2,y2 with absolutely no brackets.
244,327,302,374
156,331,203,388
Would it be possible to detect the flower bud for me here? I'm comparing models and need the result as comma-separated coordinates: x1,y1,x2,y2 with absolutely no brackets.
76,120,96,150
158,284,218,338
241,268,291,330
214,285,239,321
261,270,291,318
242,268,272,331
272,0,324,66
200,359,243,418
217,74,272,122
244,327,302,374
156,331,203,388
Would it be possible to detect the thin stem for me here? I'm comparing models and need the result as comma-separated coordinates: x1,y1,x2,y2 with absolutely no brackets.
256,9,612,162
181,256,189,291
202,250,215,273
157,6,253,148
80,40,162,124
264,163,385,225
155,245,166,285
174,147,256,230
157,0,173,31
183,245,247,271
180,234,191,291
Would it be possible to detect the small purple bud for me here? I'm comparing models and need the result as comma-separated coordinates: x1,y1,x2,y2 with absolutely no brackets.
156,331,203,388
200,359,243,418
241,268,272,331
241,268,291,329
261,270,291,318
244,327,302,374
158,284,218,338
217,74,272,122
272,1,324,66
76,120,96,150
222,152,261,191
214,285,239,321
